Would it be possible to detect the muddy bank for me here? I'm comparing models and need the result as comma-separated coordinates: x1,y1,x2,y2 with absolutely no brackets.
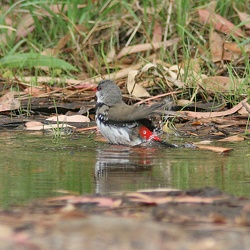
1,187,250,250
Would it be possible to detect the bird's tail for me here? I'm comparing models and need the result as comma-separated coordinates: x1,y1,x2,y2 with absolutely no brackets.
153,139,178,148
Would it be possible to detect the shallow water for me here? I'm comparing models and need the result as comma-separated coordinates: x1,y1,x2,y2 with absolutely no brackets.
0,131,249,207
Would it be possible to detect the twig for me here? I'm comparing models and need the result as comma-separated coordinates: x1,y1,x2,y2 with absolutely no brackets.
76,126,97,132
136,90,182,105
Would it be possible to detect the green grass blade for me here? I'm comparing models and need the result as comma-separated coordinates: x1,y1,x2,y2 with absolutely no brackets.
0,53,78,71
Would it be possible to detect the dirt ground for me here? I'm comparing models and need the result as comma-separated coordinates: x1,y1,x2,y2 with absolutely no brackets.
1,187,250,250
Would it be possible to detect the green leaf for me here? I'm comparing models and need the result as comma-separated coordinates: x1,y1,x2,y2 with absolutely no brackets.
0,53,78,71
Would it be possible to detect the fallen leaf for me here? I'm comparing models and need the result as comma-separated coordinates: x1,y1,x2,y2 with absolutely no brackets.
106,46,116,63
55,33,71,51
168,65,185,79
197,117,244,126
180,58,202,74
238,103,250,115
195,145,233,153
152,21,162,43
25,123,75,131
218,135,244,142
47,196,122,208
17,76,83,85
195,140,213,144
198,9,244,37
76,126,97,132
137,188,180,193
202,76,243,93
116,38,179,59
25,121,43,128
0,92,20,112
127,70,150,97
16,65,143,85
210,31,223,62
177,99,193,107
126,192,227,204
235,8,250,29
16,5,65,39
223,42,244,61
242,100,250,113
180,98,248,118
46,115,90,123
103,63,142,81
141,63,157,73
24,86,46,96
224,42,241,53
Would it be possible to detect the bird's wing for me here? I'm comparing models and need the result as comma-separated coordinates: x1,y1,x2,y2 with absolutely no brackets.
96,102,137,127
106,102,164,122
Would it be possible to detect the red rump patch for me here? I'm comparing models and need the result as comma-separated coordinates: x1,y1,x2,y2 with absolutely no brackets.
139,125,161,141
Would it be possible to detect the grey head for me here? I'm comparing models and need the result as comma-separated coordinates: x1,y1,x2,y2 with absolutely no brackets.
96,80,123,106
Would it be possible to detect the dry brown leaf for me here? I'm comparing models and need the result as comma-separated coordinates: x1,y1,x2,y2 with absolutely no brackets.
127,70,150,97
103,63,142,81
25,123,75,131
17,76,83,85
180,98,248,119
54,33,71,51
168,65,185,78
163,67,178,79
195,145,233,153
25,121,43,128
139,80,155,88
106,46,116,63
116,38,179,59
210,31,223,62
24,86,46,96
180,58,202,74
218,135,244,142
198,9,244,37
197,117,246,126
0,92,20,112
41,48,58,57
223,42,243,61
141,63,157,73
177,99,193,106
235,8,250,29
16,14,41,38
17,65,143,86
152,21,162,43
48,196,121,208
126,192,226,204
195,140,213,145
16,5,65,39
238,101,250,115
224,42,241,53
224,41,250,60
191,120,203,126
202,76,243,92
46,115,90,123
13,4,84,43
69,197,122,208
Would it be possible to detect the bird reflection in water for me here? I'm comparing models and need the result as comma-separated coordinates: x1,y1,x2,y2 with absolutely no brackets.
95,145,158,194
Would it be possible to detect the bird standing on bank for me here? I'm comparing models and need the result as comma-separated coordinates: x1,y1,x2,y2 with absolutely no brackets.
95,79,176,147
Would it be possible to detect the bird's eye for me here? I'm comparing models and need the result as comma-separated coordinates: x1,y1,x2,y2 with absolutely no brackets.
97,85,102,91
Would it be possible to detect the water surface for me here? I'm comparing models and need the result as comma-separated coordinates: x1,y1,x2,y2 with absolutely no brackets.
0,132,249,207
